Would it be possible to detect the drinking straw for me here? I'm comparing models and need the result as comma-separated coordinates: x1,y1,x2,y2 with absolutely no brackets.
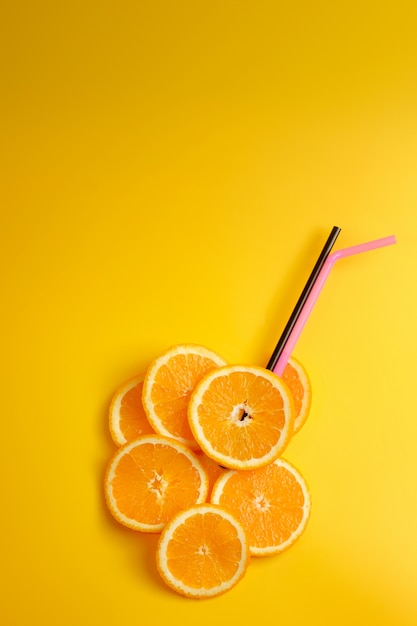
272,234,397,377
266,226,342,372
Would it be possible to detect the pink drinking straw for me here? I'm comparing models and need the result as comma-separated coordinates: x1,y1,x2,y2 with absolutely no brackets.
273,234,397,377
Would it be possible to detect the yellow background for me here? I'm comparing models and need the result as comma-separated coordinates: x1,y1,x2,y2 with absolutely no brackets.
1,1,417,624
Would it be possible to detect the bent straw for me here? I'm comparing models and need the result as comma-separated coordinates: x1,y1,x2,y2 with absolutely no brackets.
266,226,341,372
273,234,397,377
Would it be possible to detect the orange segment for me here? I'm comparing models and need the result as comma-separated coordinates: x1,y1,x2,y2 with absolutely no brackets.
282,356,312,434
211,458,311,556
104,435,209,532
156,504,249,598
109,374,155,446
142,344,227,449
188,364,295,470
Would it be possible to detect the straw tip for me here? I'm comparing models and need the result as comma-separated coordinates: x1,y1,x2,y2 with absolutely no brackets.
383,234,397,247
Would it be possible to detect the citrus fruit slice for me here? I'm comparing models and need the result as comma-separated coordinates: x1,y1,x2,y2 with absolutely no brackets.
104,435,209,532
156,504,249,598
282,356,312,435
142,344,227,449
188,364,295,470
109,373,155,446
211,458,311,556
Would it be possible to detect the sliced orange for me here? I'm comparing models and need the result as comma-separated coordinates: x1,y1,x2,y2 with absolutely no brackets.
142,344,227,449
282,356,312,435
109,373,155,446
104,435,209,532
188,364,295,470
211,458,311,556
156,504,249,598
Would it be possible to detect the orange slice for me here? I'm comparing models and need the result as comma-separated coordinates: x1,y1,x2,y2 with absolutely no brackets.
211,458,311,556
142,344,227,449
156,504,249,598
104,435,209,532
282,357,312,434
188,364,295,469
109,373,155,446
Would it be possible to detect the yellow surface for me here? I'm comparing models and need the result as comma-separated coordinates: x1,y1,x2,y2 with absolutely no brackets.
1,1,417,624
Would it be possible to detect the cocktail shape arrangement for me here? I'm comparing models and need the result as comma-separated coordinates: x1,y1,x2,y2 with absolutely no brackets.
105,225,397,599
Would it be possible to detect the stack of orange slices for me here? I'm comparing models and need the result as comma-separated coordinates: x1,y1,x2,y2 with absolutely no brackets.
104,344,312,599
